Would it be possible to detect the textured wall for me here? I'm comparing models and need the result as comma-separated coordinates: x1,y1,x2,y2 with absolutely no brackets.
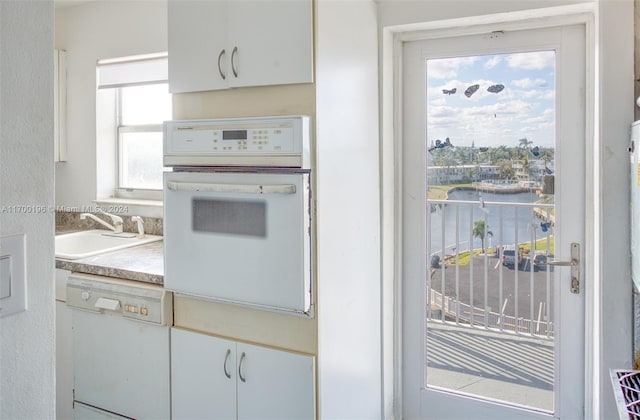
0,1,55,419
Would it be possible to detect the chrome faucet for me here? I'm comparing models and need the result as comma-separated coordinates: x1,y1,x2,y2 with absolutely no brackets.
80,209,124,233
131,216,145,238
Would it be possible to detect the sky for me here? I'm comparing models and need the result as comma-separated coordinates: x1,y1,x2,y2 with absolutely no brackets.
426,50,556,149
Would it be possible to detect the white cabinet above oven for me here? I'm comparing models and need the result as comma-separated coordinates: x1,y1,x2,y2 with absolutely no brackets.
168,0,313,93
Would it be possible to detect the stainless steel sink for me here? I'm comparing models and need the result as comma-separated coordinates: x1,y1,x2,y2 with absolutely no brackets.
55,229,162,260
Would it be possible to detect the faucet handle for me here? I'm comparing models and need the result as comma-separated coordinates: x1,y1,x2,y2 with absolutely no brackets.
131,216,145,238
97,208,124,229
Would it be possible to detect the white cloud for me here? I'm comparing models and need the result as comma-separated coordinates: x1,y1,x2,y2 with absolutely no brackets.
427,56,478,79
429,97,446,106
518,89,555,102
540,90,555,101
512,78,548,89
506,51,555,70
426,97,555,147
484,56,502,69
522,116,547,124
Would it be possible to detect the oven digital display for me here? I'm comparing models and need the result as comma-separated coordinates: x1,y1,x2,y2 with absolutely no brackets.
222,130,248,140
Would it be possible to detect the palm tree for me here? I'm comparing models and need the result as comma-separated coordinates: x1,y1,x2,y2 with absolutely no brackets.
518,137,533,149
472,220,493,253
518,138,533,160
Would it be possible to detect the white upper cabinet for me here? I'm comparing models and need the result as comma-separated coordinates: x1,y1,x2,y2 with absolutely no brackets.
226,1,313,88
168,0,313,94
168,1,228,93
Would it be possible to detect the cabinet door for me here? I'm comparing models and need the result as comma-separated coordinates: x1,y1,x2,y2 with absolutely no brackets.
237,343,315,420
168,0,228,93
171,328,237,420
227,0,313,88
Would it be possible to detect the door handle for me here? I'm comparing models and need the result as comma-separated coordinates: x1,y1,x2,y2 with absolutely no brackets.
94,297,121,311
217,49,226,80
548,242,580,294
238,352,246,383
231,46,238,78
167,181,296,194
223,349,232,379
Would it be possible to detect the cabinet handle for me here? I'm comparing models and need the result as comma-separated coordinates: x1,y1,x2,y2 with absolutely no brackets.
223,349,232,379
217,49,226,80
231,46,238,78
238,351,246,383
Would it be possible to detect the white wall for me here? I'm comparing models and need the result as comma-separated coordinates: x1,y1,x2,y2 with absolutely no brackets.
0,1,55,419
55,1,167,208
378,0,634,418
316,1,381,418
596,1,634,417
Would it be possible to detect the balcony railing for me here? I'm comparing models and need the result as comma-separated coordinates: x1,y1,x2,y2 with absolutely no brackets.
427,198,555,340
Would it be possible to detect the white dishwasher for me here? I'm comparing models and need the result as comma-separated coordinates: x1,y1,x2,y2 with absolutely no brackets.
66,273,172,420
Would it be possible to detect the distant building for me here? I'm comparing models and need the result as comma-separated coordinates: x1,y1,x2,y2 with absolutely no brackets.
512,159,553,182
428,164,500,184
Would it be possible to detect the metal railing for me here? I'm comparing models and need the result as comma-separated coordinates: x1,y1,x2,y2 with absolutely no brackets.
427,198,555,340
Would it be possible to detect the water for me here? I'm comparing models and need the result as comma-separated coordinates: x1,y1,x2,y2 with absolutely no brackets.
429,189,553,255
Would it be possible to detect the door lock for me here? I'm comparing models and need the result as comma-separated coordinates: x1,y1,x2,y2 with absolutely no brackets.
548,243,580,294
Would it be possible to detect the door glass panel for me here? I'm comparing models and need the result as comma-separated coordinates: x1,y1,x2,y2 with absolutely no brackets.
425,51,556,411
192,198,267,237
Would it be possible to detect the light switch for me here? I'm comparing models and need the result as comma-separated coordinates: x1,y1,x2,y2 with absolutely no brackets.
0,255,11,299
0,234,26,318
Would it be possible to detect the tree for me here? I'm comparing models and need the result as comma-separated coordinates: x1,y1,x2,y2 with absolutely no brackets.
518,138,533,159
518,137,533,149
499,162,515,180
521,157,530,180
472,220,493,253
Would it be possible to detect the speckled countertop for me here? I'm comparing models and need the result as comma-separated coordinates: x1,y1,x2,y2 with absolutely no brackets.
55,213,164,284
55,240,164,285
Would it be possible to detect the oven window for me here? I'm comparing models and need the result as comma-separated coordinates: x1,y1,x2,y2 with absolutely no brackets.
192,198,267,237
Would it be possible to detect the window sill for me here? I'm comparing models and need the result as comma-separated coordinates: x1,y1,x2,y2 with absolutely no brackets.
94,198,163,218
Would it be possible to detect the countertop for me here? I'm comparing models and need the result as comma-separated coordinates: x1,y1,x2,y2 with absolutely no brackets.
55,239,164,285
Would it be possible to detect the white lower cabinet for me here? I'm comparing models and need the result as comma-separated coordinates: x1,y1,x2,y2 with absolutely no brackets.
171,328,315,420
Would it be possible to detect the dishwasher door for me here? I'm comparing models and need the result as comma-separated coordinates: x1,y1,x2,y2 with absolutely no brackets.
73,309,170,419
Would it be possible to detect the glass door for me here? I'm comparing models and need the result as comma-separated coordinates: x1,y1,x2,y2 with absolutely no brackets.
401,24,586,419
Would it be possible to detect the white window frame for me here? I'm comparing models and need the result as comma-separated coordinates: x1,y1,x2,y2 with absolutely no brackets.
114,87,166,199
96,53,169,203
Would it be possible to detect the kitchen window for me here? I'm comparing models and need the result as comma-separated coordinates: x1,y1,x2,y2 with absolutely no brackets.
97,53,171,200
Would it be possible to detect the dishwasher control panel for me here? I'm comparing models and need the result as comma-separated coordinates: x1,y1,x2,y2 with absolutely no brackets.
67,273,172,326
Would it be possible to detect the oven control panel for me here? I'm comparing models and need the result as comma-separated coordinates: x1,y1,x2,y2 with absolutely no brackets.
164,115,311,168
171,126,293,153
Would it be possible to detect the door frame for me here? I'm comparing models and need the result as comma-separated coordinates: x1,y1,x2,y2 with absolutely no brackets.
380,4,597,419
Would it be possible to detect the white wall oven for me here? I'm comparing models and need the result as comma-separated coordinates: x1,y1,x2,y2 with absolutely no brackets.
163,116,313,316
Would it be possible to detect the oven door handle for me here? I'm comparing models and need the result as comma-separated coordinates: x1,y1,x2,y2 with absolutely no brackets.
166,181,296,194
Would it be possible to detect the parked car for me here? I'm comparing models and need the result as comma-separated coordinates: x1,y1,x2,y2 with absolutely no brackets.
533,253,554,272
501,247,521,268
431,254,441,269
